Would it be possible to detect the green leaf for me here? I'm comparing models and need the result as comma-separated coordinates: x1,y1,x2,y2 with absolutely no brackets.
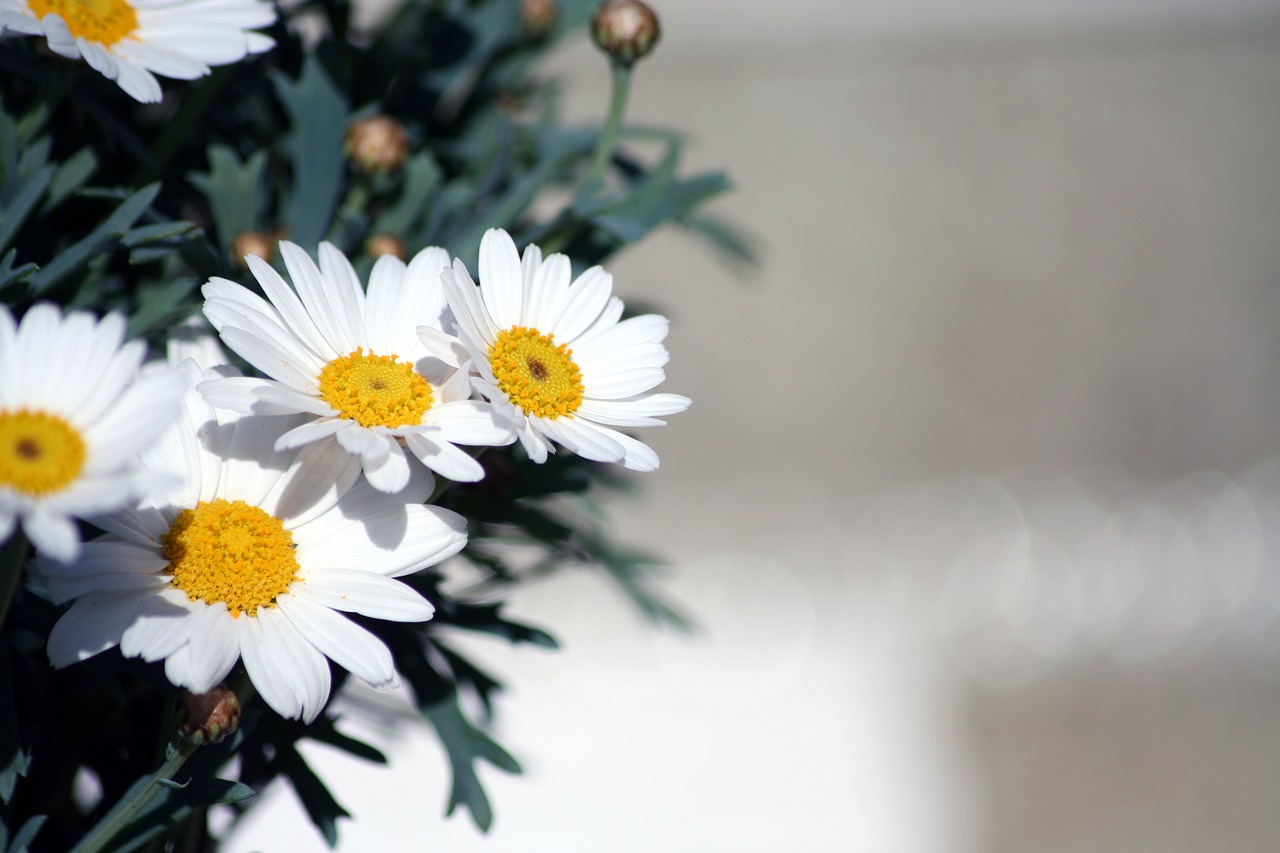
272,56,349,247
125,276,198,338
4,815,45,853
423,693,521,832
278,744,349,847
0,250,36,294
105,777,255,853
0,647,29,805
28,183,161,295
306,717,388,766
187,145,269,248
0,165,51,255
40,147,97,214
369,152,442,238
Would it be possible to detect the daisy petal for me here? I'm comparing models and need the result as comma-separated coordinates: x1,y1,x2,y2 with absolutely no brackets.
294,570,435,621
278,596,399,690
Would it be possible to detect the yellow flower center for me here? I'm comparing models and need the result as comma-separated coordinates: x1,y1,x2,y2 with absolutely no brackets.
317,348,434,429
163,499,300,617
29,0,139,45
488,326,584,419
0,409,86,496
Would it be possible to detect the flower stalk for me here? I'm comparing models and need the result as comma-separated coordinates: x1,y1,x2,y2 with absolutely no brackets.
69,739,200,853
576,59,633,206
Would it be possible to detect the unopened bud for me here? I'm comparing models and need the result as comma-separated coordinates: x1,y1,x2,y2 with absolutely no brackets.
231,230,274,269
177,685,241,746
591,0,660,66
522,0,557,37
345,115,409,175
366,234,407,260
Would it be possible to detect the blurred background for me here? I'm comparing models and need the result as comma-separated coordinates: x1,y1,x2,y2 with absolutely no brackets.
228,0,1280,850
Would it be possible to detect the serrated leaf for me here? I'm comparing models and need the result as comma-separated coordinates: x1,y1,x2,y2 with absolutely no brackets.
278,744,349,848
305,717,387,766
272,57,348,247
187,145,269,248
423,693,521,832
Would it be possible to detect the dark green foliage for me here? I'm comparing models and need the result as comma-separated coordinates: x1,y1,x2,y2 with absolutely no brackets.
0,0,738,847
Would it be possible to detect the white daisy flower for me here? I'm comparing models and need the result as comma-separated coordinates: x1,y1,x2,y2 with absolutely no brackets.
0,0,276,104
0,303,185,563
438,228,690,471
199,242,516,494
41,361,468,723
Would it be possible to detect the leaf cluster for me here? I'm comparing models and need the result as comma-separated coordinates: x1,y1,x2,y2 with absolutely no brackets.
0,0,732,848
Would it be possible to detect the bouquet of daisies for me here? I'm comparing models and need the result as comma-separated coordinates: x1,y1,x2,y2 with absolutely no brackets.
0,0,741,848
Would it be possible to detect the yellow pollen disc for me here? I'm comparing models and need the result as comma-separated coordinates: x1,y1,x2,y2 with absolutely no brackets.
29,0,139,45
0,409,86,496
317,348,434,429
163,499,300,618
488,326,584,419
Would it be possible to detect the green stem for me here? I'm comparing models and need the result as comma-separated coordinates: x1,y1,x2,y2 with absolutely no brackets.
0,529,29,633
574,61,633,207
70,739,199,853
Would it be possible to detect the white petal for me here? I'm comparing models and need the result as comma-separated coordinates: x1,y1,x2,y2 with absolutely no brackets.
585,367,666,400
182,603,241,693
220,415,304,508
537,416,626,464
47,589,155,666
23,508,81,564
442,261,497,347
257,605,331,723
552,266,613,344
404,434,484,482
277,596,399,690
334,423,383,459
516,421,552,463
199,377,332,417
295,503,466,577
478,229,524,330
218,327,323,393
317,242,367,351
274,418,345,451
363,254,408,356
577,393,690,427
522,251,571,330
280,242,357,357
119,590,199,662
293,570,435,620
427,399,517,447
361,438,412,493
415,325,465,369
262,437,362,526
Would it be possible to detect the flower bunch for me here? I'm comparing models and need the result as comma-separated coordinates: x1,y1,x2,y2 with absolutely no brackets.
0,0,731,848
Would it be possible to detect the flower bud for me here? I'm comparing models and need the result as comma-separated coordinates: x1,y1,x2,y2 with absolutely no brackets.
591,0,660,66
522,0,557,38
344,115,409,175
231,230,274,268
365,234,407,260
177,685,241,746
